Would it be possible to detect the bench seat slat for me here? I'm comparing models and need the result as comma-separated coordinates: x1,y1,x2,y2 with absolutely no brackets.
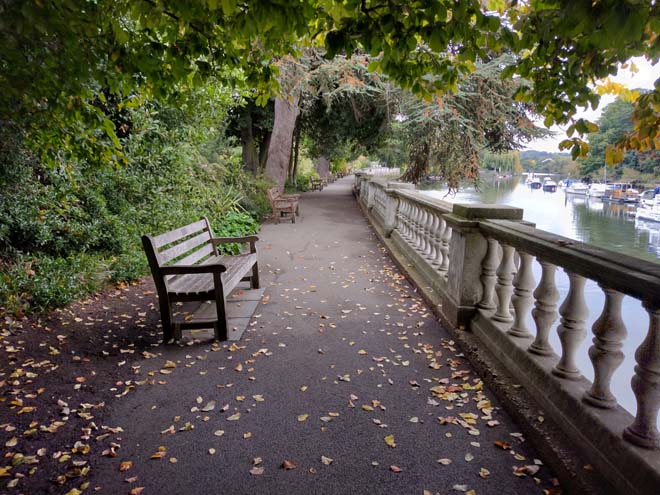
153,219,208,248
167,254,257,297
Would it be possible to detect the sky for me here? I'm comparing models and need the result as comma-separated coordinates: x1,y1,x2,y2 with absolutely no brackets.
525,56,660,153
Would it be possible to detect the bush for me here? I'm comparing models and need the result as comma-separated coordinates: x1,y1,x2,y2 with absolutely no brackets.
0,97,264,317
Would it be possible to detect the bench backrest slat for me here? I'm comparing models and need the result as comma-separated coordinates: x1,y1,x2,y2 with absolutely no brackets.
159,231,212,265
174,242,214,267
153,219,209,248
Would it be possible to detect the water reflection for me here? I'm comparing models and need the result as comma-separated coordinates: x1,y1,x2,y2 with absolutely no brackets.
421,177,659,263
420,178,658,422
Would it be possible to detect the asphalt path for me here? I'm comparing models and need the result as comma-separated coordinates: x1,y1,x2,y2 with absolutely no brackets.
92,177,557,495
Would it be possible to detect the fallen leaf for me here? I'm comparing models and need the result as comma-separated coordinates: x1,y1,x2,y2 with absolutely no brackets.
321,456,333,465
297,414,309,422
119,461,133,472
250,466,264,475
130,488,145,495
201,401,216,412
281,460,297,470
384,434,396,448
227,413,241,421
213,430,225,437
437,458,452,465
389,465,402,473
208,448,216,455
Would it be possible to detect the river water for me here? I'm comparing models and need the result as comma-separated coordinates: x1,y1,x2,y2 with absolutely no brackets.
420,176,659,420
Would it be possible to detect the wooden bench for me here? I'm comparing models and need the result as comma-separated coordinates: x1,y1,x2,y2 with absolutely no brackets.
267,188,299,223
310,178,323,191
142,218,259,343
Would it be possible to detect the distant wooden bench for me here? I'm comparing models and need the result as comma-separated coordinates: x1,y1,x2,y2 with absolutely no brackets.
267,188,299,223
142,218,259,343
310,178,323,191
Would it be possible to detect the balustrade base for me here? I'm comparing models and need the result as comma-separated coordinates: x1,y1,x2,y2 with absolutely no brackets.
583,392,618,410
623,426,660,450
471,310,660,495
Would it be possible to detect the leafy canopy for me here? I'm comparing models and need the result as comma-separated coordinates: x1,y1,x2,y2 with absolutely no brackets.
1,0,659,166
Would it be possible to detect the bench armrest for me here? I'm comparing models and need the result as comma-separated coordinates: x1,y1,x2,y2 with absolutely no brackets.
280,193,300,200
160,264,227,275
210,235,259,245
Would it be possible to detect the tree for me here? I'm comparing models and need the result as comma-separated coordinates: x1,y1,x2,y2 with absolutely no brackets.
398,56,548,186
2,1,658,173
581,97,660,179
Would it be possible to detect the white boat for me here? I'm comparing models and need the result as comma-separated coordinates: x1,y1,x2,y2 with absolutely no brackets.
636,196,660,223
587,183,610,198
565,182,589,195
542,178,557,192
639,189,657,208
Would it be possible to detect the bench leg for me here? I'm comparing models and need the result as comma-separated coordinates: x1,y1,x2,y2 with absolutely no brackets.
251,262,260,289
213,274,228,341
173,322,183,342
159,299,174,344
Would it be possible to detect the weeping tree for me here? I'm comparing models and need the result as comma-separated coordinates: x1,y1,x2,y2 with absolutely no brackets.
263,52,395,190
299,54,395,177
398,56,549,187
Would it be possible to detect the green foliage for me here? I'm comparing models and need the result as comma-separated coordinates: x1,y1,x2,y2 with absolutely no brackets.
4,0,658,171
397,56,549,186
580,97,660,178
0,87,264,316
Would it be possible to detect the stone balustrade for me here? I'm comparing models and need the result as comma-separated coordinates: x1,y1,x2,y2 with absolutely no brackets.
353,173,660,495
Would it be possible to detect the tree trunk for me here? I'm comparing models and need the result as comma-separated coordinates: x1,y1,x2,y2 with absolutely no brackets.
316,155,331,178
264,96,300,191
291,121,301,185
258,131,271,171
241,119,259,173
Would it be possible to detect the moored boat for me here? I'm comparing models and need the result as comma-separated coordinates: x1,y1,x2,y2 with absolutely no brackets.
542,178,557,192
529,178,542,189
587,183,610,198
565,182,589,195
636,193,660,223
602,182,639,203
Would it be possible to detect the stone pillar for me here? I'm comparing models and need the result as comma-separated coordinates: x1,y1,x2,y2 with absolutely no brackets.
382,182,414,238
443,203,524,328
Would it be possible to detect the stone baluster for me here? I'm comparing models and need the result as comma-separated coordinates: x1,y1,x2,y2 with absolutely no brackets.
623,302,660,449
426,212,438,260
432,216,444,267
493,244,516,323
418,208,429,253
529,261,560,356
552,272,588,380
509,252,535,338
423,209,432,257
478,237,499,311
410,201,419,249
583,287,627,408
415,206,425,251
439,224,451,273
402,201,411,239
